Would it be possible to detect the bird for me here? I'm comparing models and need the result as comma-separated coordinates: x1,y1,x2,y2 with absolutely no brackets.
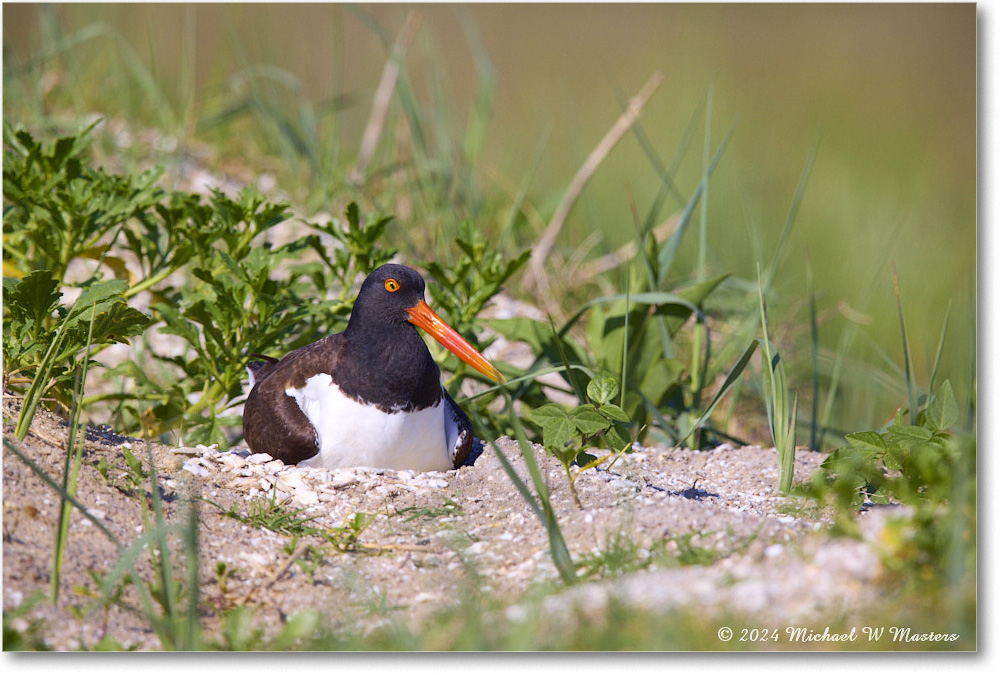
241,263,506,472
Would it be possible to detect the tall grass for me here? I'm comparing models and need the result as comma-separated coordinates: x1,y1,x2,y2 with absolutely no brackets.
757,266,797,493
51,303,98,602
5,436,204,649
473,394,577,586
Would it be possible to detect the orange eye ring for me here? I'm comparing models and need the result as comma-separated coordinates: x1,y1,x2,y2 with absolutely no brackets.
384,278,400,292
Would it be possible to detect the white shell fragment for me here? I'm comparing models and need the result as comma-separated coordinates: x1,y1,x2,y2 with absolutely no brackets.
171,444,462,508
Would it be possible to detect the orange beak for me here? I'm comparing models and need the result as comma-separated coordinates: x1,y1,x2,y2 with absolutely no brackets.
406,300,506,383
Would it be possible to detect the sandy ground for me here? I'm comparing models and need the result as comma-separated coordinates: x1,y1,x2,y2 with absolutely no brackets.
2,396,895,650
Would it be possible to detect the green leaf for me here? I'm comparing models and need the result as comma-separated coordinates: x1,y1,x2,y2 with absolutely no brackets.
5,270,61,328
598,404,631,423
637,357,684,409
70,280,130,316
602,425,631,453
886,423,934,446
484,317,551,355
571,405,611,435
883,443,905,471
153,302,203,349
925,380,958,432
526,404,577,450
660,273,730,335
587,371,619,405
844,431,887,458
86,303,150,344
676,339,759,448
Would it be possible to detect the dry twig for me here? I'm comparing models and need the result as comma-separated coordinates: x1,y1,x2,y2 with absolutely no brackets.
526,72,664,294
572,213,680,283
350,11,422,185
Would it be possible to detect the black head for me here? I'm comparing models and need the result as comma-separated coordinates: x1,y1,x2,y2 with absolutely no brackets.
346,264,427,333
343,262,506,384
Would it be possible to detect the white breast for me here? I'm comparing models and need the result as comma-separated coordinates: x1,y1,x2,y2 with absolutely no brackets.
284,373,456,472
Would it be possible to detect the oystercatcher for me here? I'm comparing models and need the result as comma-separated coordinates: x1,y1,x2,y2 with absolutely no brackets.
242,263,505,471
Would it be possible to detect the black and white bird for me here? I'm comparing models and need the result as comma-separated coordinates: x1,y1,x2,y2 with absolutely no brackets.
242,263,505,472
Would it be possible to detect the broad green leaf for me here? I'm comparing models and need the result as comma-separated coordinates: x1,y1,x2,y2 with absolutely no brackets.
599,403,631,423
587,371,619,405
638,357,684,409
844,431,886,458
883,443,905,471
484,317,552,355
676,338,759,448
70,279,130,314
925,380,958,432
886,423,934,445
571,406,611,435
602,425,631,453
660,273,730,335
5,270,61,329
87,303,149,344
154,302,203,348
526,404,577,450
585,300,646,374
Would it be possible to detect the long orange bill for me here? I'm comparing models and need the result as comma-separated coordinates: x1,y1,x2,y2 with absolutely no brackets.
406,300,506,383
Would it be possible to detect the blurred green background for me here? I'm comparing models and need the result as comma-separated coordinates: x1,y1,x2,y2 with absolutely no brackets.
3,3,976,437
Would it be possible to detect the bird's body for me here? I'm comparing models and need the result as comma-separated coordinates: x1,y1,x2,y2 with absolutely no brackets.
241,264,504,471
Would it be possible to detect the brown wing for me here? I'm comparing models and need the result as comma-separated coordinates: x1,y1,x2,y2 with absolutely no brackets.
246,353,280,386
242,336,344,465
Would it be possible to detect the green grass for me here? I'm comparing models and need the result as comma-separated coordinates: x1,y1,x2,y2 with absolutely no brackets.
205,492,374,552
2,5,975,651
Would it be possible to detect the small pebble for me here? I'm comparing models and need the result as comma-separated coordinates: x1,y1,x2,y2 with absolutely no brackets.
292,490,319,506
276,473,310,493
182,459,210,477
220,454,247,471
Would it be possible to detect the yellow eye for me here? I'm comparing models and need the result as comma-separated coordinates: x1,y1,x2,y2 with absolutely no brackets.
384,278,400,292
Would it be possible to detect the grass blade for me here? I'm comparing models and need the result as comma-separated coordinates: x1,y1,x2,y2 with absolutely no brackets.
623,89,704,226
547,315,589,404
893,264,919,424
14,319,70,440
807,255,820,451
781,392,799,493
757,264,796,493
928,300,952,395
698,86,713,281
762,138,819,290
620,269,631,410
3,438,124,548
528,72,664,293
51,302,99,602
182,495,202,650
350,10,420,184
657,121,735,280
676,338,760,449
469,393,576,585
